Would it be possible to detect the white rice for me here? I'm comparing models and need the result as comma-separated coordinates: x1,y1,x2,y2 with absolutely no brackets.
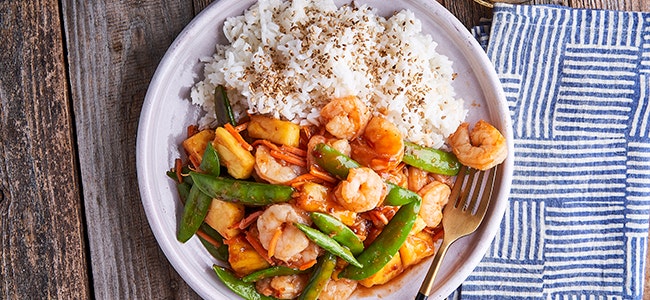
191,0,466,148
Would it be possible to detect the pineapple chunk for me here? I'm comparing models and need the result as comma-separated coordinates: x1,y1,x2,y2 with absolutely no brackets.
399,231,436,269
213,127,255,179
204,199,245,240
247,115,301,147
182,129,215,167
226,235,271,277
294,182,356,226
358,253,404,287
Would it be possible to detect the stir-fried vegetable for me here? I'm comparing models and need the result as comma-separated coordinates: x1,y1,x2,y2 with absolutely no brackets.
310,212,364,255
339,199,421,280
242,266,310,283
294,223,363,268
212,265,276,300
177,185,213,243
298,252,337,300
190,172,294,206
402,141,461,175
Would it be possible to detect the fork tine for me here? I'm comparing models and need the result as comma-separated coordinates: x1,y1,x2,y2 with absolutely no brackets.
465,168,486,213
457,167,476,210
474,165,498,217
447,165,468,209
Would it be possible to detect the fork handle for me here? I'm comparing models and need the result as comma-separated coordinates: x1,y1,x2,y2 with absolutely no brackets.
417,238,452,298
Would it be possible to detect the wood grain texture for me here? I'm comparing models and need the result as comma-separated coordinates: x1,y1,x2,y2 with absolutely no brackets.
0,0,90,299
61,0,200,298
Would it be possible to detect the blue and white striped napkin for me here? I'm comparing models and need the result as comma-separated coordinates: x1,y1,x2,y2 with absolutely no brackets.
458,4,650,299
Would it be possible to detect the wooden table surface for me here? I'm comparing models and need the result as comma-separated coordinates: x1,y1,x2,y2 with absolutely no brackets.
1,0,648,299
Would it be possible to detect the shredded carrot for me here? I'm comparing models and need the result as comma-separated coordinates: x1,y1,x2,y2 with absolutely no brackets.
280,144,307,157
245,232,274,265
196,230,222,248
187,125,199,138
224,123,253,151
252,139,280,151
270,150,307,167
189,155,201,170
267,227,283,259
234,122,248,132
288,173,320,185
309,166,338,183
238,211,263,230
298,259,318,271
174,158,183,184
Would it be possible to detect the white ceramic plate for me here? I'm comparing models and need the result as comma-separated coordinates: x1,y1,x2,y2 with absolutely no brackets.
137,0,514,299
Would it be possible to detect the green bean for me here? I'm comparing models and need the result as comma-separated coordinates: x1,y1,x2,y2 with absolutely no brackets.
212,265,277,300
242,266,309,283
177,185,212,243
190,172,294,206
310,212,364,255
294,223,363,268
402,141,460,175
339,199,421,280
298,252,337,300
199,142,220,176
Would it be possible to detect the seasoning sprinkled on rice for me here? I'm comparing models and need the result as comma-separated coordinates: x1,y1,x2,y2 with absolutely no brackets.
191,0,466,148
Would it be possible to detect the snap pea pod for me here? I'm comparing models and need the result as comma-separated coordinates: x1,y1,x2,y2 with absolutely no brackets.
177,184,212,243
339,199,421,280
383,182,420,206
312,143,421,206
242,266,309,283
199,223,229,261
402,141,460,176
190,172,295,206
298,252,337,300
212,265,278,300
310,212,364,255
199,142,220,176
214,85,237,127
294,223,363,268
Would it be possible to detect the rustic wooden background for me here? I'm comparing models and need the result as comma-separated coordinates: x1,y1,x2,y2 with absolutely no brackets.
1,0,648,299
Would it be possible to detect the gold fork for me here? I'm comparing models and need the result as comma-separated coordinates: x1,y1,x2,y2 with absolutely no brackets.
415,165,499,300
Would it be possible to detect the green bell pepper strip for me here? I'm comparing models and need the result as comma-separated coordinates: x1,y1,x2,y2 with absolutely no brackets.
402,141,460,176
199,142,220,176
212,265,278,300
339,199,421,280
177,185,212,243
294,223,363,268
298,252,337,300
242,266,309,283
312,143,421,206
189,172,295,206
310,212,364,255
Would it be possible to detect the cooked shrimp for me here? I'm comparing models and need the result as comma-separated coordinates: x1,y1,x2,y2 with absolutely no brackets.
351,115,404,171
319,278,357,300
257,204,314,263
418,181,451,228
447,120,507,170
255,274,309,299
320,96,370,140
408,166,430,192
255,144,305,184
334,167,386,212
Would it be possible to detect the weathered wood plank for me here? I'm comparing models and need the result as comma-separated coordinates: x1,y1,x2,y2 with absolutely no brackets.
61,0,200,298
0,0,90,299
